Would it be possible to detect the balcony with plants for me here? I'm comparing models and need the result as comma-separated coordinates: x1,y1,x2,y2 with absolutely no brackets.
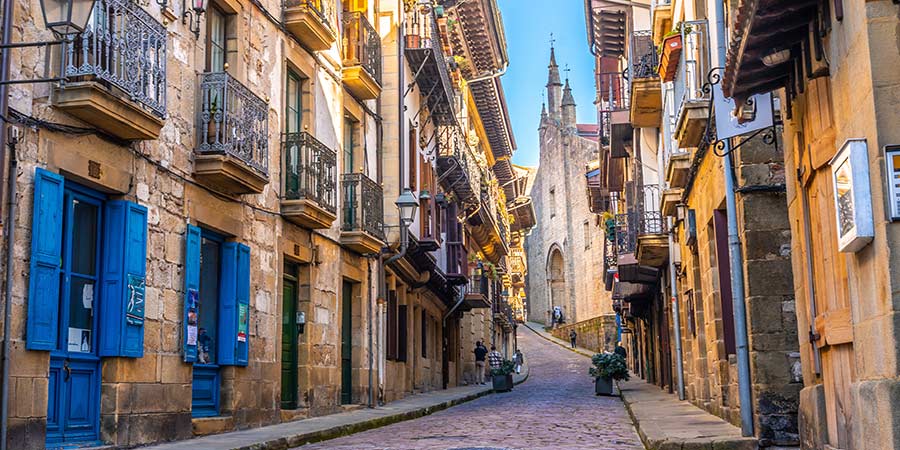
54,0,167,140
284,0,336,51
629,30,662,128
194,71,269,195
281,131,338,229
340,172,385,254
342,11,382,100
462,260,491,310
672,20,711,150
436,125,480,204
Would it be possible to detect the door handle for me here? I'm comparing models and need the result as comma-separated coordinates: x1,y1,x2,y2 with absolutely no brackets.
63,360,71,381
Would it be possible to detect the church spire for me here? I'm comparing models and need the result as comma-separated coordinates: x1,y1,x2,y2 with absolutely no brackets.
546,36,563,123
561,78,576,128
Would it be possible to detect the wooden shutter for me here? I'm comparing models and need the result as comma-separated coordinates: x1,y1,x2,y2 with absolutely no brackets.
398,304,408,362
713,210,736,355
218,242,251,366
387,290,397,360
26,168,64,350
183,225,201,362
99,200,148,357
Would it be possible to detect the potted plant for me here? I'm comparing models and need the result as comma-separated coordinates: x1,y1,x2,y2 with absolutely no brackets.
490,359,516,392
657,29,683,82
589,353,629,396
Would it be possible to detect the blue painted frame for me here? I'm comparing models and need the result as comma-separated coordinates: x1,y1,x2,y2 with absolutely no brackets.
46,182,105,446
191,228,225,418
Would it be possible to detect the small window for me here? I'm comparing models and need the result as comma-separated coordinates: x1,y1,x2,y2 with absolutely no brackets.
549,188,556,218
343,116,358,173
583,220,591,249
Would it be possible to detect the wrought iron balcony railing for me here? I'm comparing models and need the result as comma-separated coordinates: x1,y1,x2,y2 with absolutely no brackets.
341,173,385,240
64,0,167,118
436,125,481,200
615,213,637,255
343,11,382,86
284,0,334,31
283,131,338,213
197,71,269,176
630,31,658,79
496,208,509,249
598,72,629,112
469,275,489,299
639,184,666,235
677,20,710,104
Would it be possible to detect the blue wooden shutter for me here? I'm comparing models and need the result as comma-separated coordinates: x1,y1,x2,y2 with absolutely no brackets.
26,168,64,350
217,242,250,366
235,243,250,366
99,201,148,357
183,225,201,362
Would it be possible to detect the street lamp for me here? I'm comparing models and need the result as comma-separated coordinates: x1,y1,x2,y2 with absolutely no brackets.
39,0,96,35
396,188,419,228
182,0,209,39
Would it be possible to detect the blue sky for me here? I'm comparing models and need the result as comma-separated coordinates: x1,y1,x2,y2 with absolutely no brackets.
498,0,597,168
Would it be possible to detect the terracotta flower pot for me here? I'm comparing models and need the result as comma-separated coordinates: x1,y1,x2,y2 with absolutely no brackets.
657,34,683,82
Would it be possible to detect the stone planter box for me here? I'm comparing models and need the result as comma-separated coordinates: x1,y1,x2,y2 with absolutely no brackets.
492,374,513,392
595,376,614,396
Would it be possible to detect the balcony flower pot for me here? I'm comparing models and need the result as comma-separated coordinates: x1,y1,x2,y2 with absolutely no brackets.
490,359,516,392
657,33,682,82
405,34,420,49
589,353,629,396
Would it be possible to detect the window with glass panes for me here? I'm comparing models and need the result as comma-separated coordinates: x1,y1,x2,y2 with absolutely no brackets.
286,70,303,133
207,5,227,72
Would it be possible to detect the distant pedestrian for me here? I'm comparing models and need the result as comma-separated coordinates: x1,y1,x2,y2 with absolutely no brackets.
514,349,524,374
473,341,488,385
615,341,627,359
488,345,503,370
569,330,577,348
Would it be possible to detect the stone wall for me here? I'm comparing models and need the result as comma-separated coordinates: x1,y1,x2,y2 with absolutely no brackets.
549,315,618,354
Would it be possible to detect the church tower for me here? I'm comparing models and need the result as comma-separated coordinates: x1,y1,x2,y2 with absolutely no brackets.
561,78,577,129
546,46,562,122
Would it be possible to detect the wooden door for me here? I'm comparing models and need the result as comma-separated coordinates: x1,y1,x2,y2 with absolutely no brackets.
341,280,353,404
281,278,298,409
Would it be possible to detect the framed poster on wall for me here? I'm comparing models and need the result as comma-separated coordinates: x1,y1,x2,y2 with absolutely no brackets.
829,139,874,252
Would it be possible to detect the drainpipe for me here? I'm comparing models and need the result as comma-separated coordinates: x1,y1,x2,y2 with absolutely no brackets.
713,0,754,437
367,258,375,408
667,217,685,400
1,132,17,450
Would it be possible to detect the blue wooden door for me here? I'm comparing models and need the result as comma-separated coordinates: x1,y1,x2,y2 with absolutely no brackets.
46,188,103,446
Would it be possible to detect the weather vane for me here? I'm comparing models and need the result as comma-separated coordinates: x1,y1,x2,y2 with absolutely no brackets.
564,64,571,78
549,32,555,48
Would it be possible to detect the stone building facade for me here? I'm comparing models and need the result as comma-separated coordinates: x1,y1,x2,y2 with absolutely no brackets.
525,47,616,345
584,0,801,446
724,1,900,449
0,0,526,448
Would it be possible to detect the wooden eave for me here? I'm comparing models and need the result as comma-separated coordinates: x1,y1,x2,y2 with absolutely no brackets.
469,77,515,162
723,0,817,103
448,0,505,77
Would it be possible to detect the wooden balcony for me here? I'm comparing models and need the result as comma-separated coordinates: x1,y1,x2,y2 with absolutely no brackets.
629,31,662,128
284,0,336,51
342,12,382,100
651,0,673,45
463,276,491,310
53,0,166,140
340,173,385,254
436,125,480,204
194,71,269,195
674,99,710,148
281,132,338,229
665,151,691,188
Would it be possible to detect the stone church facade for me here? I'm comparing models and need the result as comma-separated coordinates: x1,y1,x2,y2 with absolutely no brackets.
524,48,616,349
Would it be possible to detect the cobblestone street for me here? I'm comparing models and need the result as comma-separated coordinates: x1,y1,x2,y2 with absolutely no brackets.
297,327,644,450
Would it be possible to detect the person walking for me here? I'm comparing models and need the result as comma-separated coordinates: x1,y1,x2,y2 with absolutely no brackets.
514,349,524,374
488,345,503,371
615,341,627,359
569,330,577,348
473,341,488,385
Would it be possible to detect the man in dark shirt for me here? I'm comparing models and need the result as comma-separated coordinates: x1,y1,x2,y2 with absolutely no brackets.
473,341,488,385
615,341,627,359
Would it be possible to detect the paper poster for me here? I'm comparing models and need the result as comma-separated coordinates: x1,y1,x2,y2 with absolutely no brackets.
237,303,249,342
187,289,199,325
82,284,94,310
68,327,90,353
126,274,146,325
186,325,198,346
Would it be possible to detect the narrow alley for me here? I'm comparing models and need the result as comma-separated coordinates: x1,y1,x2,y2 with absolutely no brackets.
297,327,643,450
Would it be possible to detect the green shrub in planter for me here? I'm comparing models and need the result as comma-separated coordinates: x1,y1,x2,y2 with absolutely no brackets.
589,353,629,395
